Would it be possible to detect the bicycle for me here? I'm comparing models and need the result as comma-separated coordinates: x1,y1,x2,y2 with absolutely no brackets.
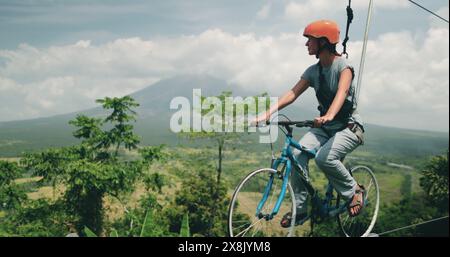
228,119,379,237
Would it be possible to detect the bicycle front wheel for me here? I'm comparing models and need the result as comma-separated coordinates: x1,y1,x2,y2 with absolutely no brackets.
228,168,296,237
337,165,380,237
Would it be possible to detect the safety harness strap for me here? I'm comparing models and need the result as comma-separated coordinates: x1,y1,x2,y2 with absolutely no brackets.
342,0,353,59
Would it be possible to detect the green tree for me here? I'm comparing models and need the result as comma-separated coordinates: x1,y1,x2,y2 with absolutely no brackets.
20,96,165,236
0,160,72,237
374,194,440,236
0,161,27,212
69,115,103,144
110,192,171,237
84,192,171,237
139,145,167,163
374,151,449,237
0,199,71,237
165,168,229,236
181,91,270,186
420,151,449,213
179,91,269,236
21,146,145,235
96,96,140,157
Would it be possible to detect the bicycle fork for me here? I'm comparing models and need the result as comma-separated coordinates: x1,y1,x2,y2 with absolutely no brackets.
255,158,292,220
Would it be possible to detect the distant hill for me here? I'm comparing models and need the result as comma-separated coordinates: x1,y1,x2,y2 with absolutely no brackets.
0,75,253,156
0,75,448,159
357,123,448,159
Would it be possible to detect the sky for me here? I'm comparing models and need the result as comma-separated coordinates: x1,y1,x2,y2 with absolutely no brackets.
0,0,449,132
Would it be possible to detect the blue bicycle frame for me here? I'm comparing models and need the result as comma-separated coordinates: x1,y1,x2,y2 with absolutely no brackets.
254,122,349,221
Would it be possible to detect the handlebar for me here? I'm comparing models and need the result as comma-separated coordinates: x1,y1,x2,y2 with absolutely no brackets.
255,120,314,128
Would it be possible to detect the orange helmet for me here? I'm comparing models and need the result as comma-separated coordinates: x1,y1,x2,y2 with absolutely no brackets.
303,20,340,45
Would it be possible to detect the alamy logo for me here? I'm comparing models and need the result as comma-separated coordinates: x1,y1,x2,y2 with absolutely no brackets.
169,89,279,143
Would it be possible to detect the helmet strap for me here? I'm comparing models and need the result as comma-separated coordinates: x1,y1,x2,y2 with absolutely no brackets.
316,38,338,58
315,39,326,59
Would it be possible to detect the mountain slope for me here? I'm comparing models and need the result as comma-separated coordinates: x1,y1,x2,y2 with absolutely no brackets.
0,75,448,159
0,75,258,155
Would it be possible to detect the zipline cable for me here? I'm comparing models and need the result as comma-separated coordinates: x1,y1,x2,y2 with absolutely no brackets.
355,0,374,104
377,215,449,236
408,0,449,24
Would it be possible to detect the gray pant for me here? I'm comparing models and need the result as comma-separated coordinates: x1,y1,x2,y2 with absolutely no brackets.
291,127,362,214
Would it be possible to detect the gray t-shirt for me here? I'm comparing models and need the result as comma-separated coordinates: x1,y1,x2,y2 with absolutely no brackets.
301,57,363,132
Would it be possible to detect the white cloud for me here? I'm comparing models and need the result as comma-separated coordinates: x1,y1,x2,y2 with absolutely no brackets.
257,3,272,20
284,1,319,23
349,26,449,131
284,0,410,24
430,6,449,28
0,76,18,91
0,19,448,131
352,0,409,9
0,40,160,120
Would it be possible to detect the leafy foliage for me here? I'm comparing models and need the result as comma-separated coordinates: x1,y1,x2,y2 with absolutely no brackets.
374,193,442,236
180,91,270,185
0,161,27,211
111,192,171,237
165,168,229,237
0,199,71,237
17,96,162,236
179,213,190,237
84,226,98,237
1,93,447,237
139,145,167,163
143,173,167,193
96,96,140,156
69,115,103,143
420,151,449,213
374,151,449,236
1,96,174,237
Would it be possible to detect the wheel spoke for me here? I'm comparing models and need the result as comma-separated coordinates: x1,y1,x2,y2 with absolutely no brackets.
251,219,264,237
236,217,263,237
264,178,278,214
233,221,252,231
338,166,379,237
365,179,373,200
229,168,312,237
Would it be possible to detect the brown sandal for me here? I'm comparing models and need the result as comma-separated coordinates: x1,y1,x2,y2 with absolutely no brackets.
280,212,307,228
347,185,366,217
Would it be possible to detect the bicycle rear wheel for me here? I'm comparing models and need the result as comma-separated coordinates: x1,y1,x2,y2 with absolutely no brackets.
337,165,380,237
228,168,296,237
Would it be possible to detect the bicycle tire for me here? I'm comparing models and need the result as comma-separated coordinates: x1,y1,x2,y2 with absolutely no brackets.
228,168,296,237
336,165,380,237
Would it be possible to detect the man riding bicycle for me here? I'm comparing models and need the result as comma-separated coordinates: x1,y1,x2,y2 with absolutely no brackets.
253,20,366,227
